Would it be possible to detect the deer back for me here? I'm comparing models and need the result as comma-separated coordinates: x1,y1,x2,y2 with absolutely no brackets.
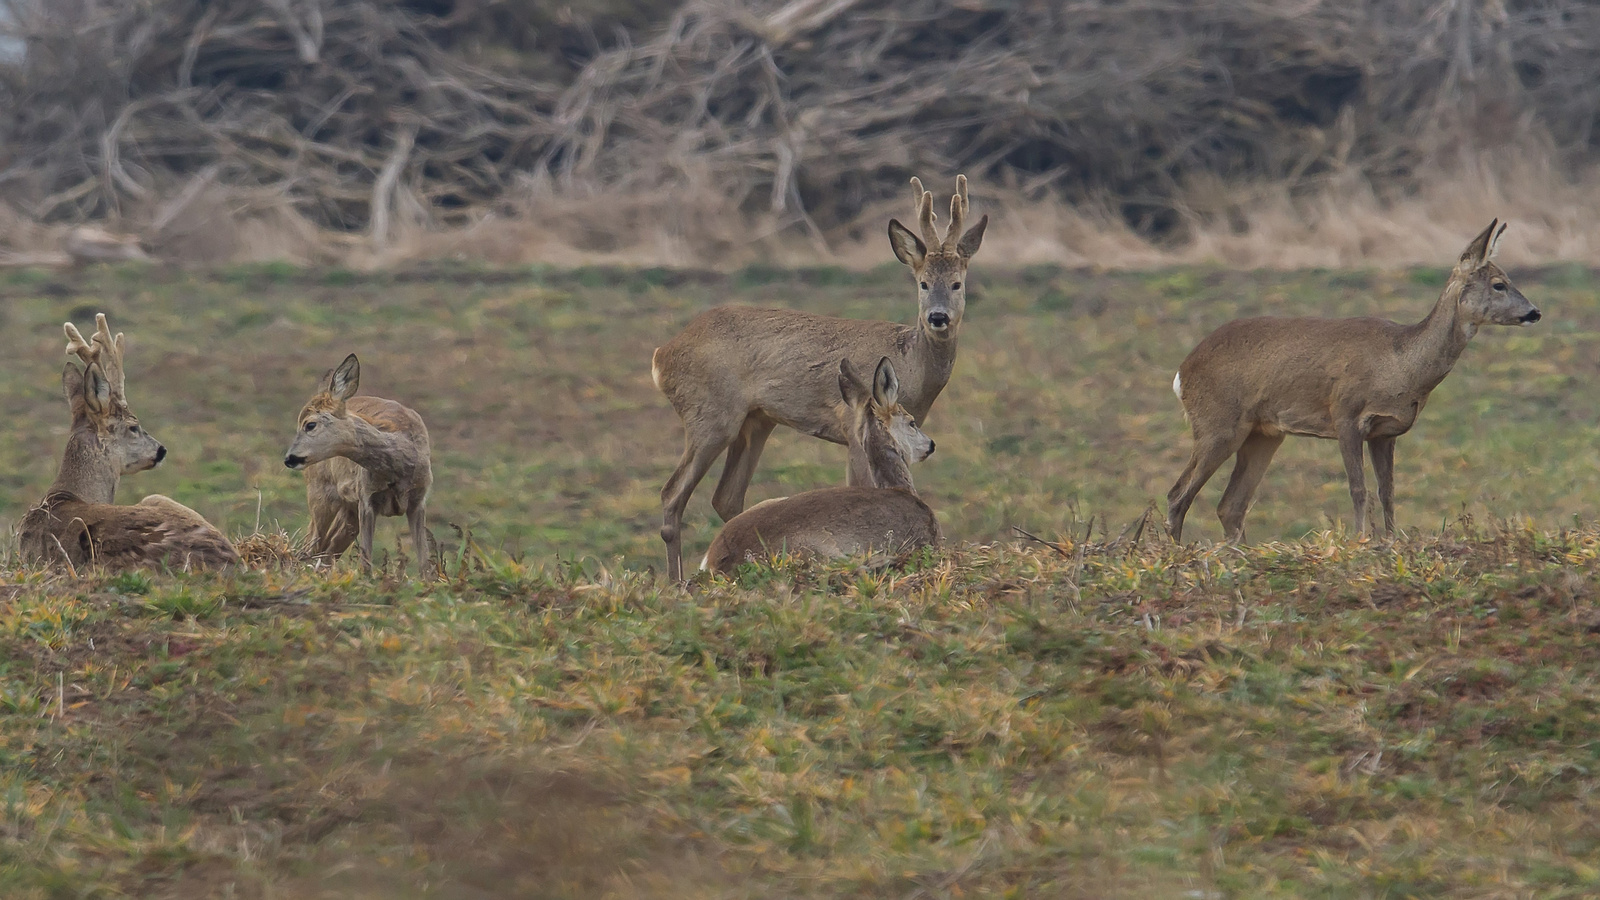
702,487,940,575
21,493,240,571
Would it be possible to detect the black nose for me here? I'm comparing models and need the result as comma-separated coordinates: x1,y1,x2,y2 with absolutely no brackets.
284,455,305,469
927,311,950,328
1522,309,1542,323
927,440,935,456
154,445,166,464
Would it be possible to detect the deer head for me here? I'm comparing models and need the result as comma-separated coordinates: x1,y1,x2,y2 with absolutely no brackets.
284,353,360,470
1450,220,1540,328
61,313,165,481
839,356,934,490
887,175,988,340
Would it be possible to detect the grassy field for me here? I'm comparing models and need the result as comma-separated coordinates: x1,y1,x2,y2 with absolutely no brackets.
3,261,1600,897
0,261,1595,564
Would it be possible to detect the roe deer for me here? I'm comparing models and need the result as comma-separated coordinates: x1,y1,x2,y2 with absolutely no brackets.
702,357,939,575
654,175,986,580
1167,220,1540,542
283,354,435,577
19,314,240,571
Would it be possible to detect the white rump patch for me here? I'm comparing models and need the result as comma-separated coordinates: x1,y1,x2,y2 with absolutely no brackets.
699,552,709,571
1172,371,1182,402
650,348,663,391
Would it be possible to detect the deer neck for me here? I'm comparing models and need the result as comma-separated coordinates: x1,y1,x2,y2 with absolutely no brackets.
902,324,958,417
338,418,415,482
846,424,916,493
1400,281,1476,393
49,424,120,504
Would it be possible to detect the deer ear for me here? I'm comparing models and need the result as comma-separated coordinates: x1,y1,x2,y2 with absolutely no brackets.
872,357,899,408
838,358,869,406
329,354,360,400
61,363,86,414
82,363,111,416
956,214,988,260
888,219,926,267
1460,219,1498,267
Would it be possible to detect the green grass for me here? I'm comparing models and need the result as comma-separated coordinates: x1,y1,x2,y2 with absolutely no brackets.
3,262,1600,896
3,529,1600,896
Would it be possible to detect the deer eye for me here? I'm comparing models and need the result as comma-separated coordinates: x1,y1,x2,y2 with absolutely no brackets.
129,424,139,434
1492,282,1507,292
951,282,962,290
304,421,317,432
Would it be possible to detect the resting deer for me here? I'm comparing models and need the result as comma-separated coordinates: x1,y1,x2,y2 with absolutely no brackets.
654,174,986,580
1167,220,1541,542
283,354,435,578
702,357,940,575
20,314,240,571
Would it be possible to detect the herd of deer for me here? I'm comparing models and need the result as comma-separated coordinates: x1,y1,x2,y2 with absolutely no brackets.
15,176,1542,582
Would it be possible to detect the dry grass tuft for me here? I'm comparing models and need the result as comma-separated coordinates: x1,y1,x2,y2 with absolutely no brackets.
232,528,301,570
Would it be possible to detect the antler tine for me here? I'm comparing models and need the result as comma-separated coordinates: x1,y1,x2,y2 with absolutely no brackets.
909,176,927,209
943,174,969,252
915,188,939,249
63,321,96,368
90,314,128,403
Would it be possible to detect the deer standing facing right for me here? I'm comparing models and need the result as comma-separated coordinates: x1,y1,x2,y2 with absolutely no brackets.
702,357,940,575
654,175,986,580
20,314,239,571
1167,220,1540,542
283,354,435,578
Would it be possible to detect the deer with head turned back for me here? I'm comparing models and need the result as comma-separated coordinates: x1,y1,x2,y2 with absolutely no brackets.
653,174,986,580
20,314,240,571
1167,220,1541,542
283,354,435,578
702,357,940,575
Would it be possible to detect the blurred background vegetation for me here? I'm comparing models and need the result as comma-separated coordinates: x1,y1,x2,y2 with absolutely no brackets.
3,0,1600,266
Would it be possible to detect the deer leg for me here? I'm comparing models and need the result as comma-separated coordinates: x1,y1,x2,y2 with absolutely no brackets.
711,414,777,522
1337,423,1369,535
408,501,432,579
1369,436,1396,535
1167,429,1246,541
1216,432,1285,542
357,494,376,573
661,428,738,582
307,500,354,563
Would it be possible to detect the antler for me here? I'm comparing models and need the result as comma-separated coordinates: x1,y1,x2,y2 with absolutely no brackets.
910,176,939,248
63,313,127,408
942,174,969,254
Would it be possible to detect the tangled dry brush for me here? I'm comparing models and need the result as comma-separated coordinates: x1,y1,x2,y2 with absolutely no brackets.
2,0,1599,263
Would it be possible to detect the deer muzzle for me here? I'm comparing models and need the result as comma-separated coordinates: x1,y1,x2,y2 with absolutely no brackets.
284,453,308,470
1520,308,1542,324
926,310,951,330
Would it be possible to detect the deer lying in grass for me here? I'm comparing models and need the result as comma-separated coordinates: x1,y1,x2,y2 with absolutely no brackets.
1167,220,1541,542
654,175,985,579
20,314,240,571
283,354,435,578
702,357,940,575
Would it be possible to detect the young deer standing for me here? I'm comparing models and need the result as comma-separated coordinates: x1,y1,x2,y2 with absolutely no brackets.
702,357,940,575
20,314,240,571
654,175,986,580
1167,220,1541,542
282,354,435,578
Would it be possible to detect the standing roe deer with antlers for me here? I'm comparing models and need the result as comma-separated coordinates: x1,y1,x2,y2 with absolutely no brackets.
702,357,939,574
1167,220,1541,542
20,314,240,571
653,175,986,580
283,354,435,577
